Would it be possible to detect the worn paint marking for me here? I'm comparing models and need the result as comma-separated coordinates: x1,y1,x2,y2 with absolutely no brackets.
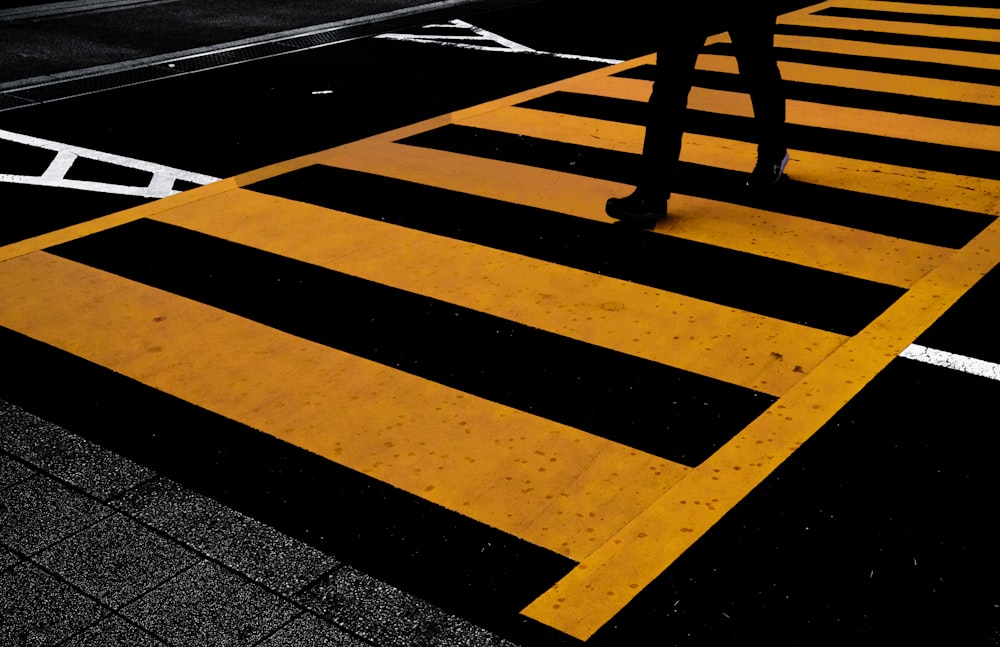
901,344,1000,381
377,19,624,64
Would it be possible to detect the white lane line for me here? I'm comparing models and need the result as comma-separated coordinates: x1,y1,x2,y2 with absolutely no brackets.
376,19,624,64
0,127,218,198
900,344,1000,381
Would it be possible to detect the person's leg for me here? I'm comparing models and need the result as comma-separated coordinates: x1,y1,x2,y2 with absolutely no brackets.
642,31,705,193
729,9,789,184
607,20,705,222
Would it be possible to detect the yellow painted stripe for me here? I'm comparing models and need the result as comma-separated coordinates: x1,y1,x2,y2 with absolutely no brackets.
560,69,1000,152
780,11,1000,44
555,76,1000,214
153,187,844,397
559,74,651,103
834,0,1000,21
695,86,1000,152
697,53,1000,106
522,167,1000,642
774,34,1000,71
328,131,950,289
792,92,1000,150
0,251,687,561
785,146,1000,217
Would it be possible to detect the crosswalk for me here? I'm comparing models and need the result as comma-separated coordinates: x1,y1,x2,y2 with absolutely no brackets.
0,0,998,642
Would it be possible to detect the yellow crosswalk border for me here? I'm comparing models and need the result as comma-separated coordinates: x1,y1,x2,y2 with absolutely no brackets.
523,194,1000,640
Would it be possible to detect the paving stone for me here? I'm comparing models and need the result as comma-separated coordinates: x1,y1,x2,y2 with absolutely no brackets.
114,478,338,595
0,452,34,489
256,613,370,647
0,546,18,572
62,614,168,647
36,512,201,609
0,561,106,646
298,566,517,647
123,560,299,647
0,474,111,555
0,404,154,500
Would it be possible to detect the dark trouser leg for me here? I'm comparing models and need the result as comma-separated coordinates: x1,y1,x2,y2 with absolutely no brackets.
636,25,706,200
728,12,786,157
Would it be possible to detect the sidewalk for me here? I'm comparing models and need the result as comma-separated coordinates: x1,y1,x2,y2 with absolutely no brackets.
0,397,516,646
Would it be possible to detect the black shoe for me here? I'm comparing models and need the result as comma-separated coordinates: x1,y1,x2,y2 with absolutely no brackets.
747,149,789,189
606,191,668,223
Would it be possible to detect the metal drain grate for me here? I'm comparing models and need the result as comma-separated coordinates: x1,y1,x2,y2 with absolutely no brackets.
9,66,177,104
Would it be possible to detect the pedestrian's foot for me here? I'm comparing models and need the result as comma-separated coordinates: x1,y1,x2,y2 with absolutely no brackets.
747,149,790,189
606,190,668,223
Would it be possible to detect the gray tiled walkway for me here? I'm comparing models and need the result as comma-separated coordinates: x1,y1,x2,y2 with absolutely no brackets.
0,399,516,647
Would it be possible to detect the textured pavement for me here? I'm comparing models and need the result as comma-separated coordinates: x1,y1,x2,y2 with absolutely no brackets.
0,398,517,646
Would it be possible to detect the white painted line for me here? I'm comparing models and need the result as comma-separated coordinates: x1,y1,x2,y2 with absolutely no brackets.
900,343,1000,381
41,150,78,182
0,174,182,199
377,19,624,64
0,127,218,198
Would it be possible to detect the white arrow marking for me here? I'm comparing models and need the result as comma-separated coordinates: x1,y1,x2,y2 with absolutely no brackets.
0,128,219,198
377,19,624,64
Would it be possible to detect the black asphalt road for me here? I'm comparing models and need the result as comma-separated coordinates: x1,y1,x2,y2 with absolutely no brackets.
1,1,998,645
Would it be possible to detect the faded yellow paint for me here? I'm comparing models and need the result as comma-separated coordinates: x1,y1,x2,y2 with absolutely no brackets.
0,251,688,561
153,188,845,396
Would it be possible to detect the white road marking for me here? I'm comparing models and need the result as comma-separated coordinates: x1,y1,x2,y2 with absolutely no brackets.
41,150,78,182
0,128,218,198
376,19,624,64
900,344,1000,381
